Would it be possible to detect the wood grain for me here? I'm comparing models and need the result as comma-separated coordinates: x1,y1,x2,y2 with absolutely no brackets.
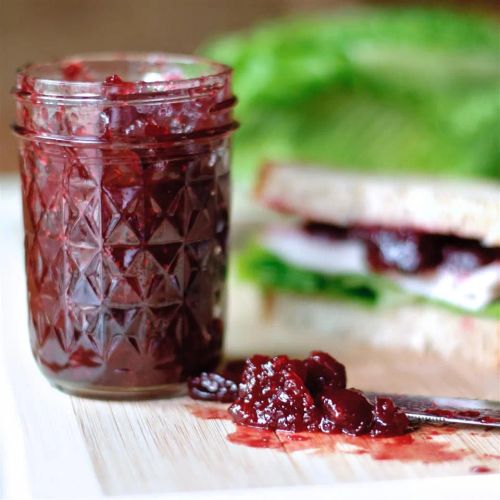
1,178,499,498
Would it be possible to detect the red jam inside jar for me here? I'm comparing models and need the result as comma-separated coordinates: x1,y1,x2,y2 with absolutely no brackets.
13,53,237,398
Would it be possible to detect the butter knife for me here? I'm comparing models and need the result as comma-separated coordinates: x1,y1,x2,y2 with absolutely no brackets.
365,392,500,429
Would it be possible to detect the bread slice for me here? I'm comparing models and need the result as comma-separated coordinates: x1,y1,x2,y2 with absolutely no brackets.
262,292,500,368
256,163,500,247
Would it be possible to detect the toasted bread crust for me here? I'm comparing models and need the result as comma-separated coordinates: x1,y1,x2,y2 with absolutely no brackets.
256,163,500,246
262,292,500,368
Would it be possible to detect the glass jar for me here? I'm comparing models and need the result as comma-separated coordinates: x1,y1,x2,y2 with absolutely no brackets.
13,53,237,399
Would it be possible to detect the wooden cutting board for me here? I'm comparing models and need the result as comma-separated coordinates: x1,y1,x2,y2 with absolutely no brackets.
1,180,499,498
2,279,499,498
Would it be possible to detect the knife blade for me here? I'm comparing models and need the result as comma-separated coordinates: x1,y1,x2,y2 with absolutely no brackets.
364,392,500,428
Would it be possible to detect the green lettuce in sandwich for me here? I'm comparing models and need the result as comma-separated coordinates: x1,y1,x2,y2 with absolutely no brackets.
240,163,500,367
203,8,500,367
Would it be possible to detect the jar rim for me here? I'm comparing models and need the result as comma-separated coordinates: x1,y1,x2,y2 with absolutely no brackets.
15,52,232,101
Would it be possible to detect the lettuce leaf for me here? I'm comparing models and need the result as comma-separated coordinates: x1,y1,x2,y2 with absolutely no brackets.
238,245,500,319
202,8,500,184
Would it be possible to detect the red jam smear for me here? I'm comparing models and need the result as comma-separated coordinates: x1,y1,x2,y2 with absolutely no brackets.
227,427,283,449
61,62,92,81
425,406,500,424
186,404,499,466
479,416,500,424
185,404,231,421
187,354,500,465
190,352,410,437
304,222,499,274
15,58,236,392
470,465,493,473
223,425,470,464
188,404,487,465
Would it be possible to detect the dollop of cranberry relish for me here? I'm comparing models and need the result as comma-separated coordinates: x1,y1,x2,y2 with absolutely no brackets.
188,351,409,437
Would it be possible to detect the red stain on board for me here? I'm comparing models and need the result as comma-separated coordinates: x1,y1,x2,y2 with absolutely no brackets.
425,427,457,436
292,432,467,463
227,427,283,449
423,427,461,440
223,425,468,464
185,403,231,420
424,407,500,424
480,416,500,424
187,402,500,466
470,465,493,474
343,434,467,463
460,317,474,331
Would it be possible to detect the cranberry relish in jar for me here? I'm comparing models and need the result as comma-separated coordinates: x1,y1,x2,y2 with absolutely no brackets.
13,53,238,398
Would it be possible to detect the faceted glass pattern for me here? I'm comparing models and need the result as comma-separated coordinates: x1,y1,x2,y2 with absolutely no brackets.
20,140,230,393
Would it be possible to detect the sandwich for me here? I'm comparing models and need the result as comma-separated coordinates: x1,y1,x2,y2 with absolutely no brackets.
203,8,500,366
239,163,500,367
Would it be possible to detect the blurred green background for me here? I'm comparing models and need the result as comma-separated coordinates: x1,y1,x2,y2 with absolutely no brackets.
1,0,498,182
203,8,499,184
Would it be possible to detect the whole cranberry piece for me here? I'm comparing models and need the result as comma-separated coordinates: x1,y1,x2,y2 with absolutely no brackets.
238,354,270,388
362,227,442,274
319,388,374,435
221,359,247,383
229,355,320,432
105,74,125,84
304,351,347,395
371,397,410,437
103,74,137,99
188,372,238,403
284,357,308,382
61,62,84,81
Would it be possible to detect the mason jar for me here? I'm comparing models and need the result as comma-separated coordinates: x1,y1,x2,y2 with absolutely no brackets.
13,53,237,398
